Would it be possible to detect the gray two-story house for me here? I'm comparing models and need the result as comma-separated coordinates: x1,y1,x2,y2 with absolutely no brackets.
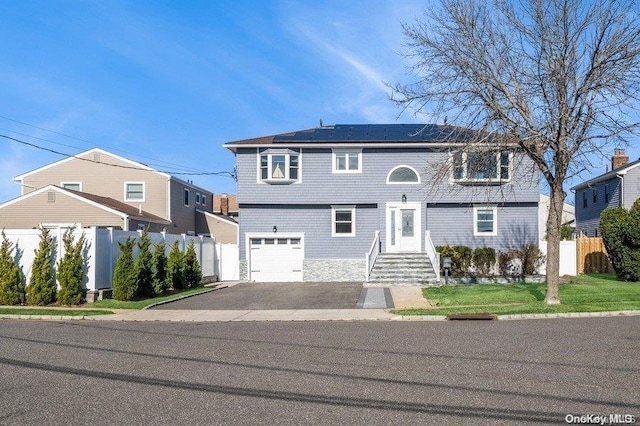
224,124,539,283
572,149,640,236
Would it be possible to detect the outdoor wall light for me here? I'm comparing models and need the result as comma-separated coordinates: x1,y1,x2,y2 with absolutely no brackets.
273,226,278,233
402,194,407,203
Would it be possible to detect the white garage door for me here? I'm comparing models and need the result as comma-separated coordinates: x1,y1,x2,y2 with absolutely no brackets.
249,237,303,282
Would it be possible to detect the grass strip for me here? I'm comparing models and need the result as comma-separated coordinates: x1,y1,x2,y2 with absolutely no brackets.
0,308,113,316
90,287,214,310
394,273,640,316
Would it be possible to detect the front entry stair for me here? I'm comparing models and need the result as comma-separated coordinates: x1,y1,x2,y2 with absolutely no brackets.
367,253,438,286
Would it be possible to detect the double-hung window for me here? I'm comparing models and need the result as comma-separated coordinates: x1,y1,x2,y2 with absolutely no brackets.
125,182,145,201
473,206,497,236
332,206,355,237
259,149,300,183
332,150,361,173
453,151,511,182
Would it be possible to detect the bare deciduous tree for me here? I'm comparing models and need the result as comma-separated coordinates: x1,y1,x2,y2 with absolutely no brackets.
392,0,640,304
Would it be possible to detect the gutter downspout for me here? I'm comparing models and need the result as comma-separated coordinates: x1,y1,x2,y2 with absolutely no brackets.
617,174,624,208
167,178,172,225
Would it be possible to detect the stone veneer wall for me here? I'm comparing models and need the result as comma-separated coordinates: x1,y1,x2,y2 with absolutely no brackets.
239,261,248,281
303,259,366,282
239,259,365,282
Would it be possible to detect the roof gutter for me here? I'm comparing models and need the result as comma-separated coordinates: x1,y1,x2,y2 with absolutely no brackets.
223,141,512,153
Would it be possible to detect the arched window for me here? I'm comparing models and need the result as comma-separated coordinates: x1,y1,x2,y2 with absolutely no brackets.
387,166,420,184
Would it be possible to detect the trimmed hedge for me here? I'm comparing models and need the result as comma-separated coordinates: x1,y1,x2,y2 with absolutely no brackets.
601,199,640,282
437,244,544,277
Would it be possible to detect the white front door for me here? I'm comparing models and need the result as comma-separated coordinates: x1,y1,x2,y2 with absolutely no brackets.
386,202,421,252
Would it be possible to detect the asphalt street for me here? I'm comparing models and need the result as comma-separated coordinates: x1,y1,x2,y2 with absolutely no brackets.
0,317,638,425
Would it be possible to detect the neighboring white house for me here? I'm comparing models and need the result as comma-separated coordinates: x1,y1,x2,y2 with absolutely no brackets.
538,194,576,240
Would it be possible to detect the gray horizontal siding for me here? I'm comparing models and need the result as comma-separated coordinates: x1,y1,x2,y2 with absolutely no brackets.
238,204,379,261
427,203,538,251
574,178,622,236
236,147,539,205
623,166,640,209
239,201,538,259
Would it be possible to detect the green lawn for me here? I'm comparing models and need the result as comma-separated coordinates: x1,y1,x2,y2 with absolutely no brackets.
90,287,214,310
0,287,214,315
395,273,640,316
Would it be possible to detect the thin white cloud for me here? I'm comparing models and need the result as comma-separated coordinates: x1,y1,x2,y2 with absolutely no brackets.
295,23,389,94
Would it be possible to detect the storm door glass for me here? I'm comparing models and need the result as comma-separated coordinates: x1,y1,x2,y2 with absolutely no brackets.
401,209,414,237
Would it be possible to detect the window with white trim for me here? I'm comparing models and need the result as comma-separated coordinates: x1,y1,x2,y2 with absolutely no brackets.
473,206,497,236
125,182,145,201
453,152,511,182
332,206,355,237
61,182,81,191
332,150,361,173
387,166,420,184
259,150,300,183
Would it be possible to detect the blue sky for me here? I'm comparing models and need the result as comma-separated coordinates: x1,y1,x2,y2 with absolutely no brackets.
0,0,637,204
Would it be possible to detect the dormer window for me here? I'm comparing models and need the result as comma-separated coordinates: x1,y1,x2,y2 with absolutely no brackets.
453,151,511,183
259,149,300,184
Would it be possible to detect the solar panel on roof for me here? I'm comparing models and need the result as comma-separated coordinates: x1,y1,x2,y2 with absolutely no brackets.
267,124,477,143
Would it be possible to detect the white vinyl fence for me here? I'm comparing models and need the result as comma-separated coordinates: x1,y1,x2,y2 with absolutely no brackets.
3,227,238,291
538,240,577,276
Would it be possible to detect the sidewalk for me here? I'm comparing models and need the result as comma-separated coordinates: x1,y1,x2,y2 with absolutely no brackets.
3,285,640,322
88,286,442,321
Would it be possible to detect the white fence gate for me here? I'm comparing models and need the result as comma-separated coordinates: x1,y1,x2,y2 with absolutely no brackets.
216,243,239,281
538,240,577,276
2,227,239,291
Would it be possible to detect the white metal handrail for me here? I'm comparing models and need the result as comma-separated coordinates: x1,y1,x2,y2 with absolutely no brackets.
425,230,441,282
365,231,381,281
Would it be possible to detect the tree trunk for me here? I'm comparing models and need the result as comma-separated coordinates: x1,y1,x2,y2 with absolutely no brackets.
544,183,565,305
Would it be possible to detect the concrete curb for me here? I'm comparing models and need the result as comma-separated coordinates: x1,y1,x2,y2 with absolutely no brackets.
0,314,92,321
4,310,640,322
141,286,223,310
497,310,640,321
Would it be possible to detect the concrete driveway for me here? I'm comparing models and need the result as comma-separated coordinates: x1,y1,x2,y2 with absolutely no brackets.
152,281,365,310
